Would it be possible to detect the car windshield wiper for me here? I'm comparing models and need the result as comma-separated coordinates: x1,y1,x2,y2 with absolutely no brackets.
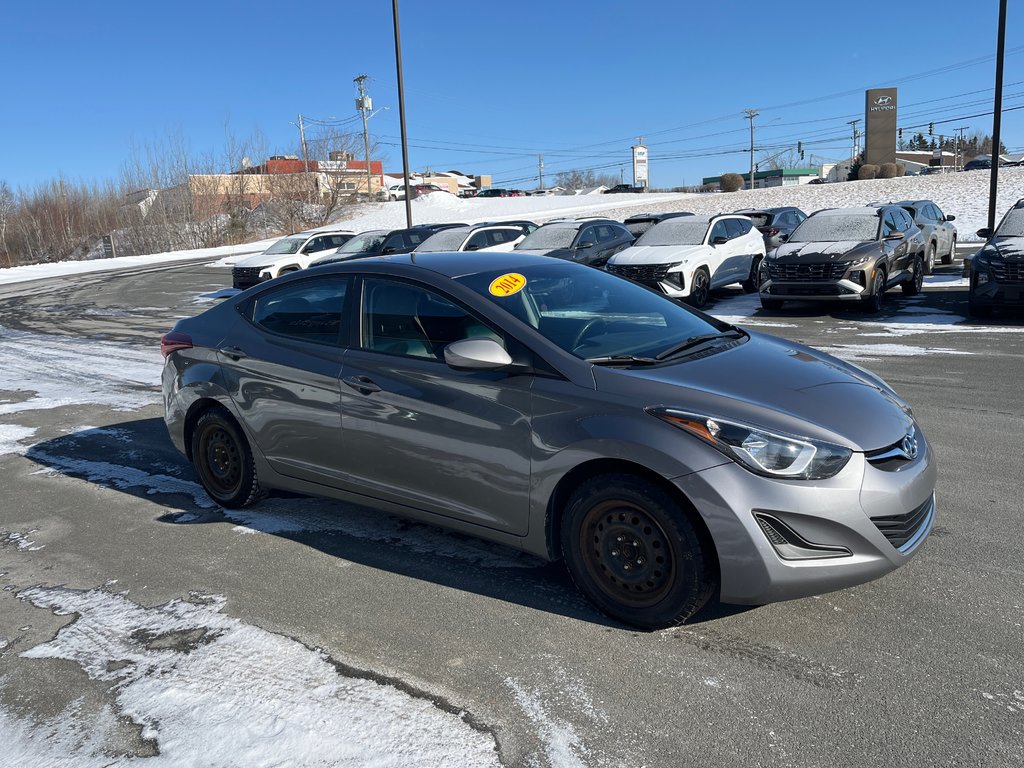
655,329,744,361
585,354,660,366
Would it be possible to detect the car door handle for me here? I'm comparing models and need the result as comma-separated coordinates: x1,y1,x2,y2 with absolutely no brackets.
342,375,382,395
219,346,247,360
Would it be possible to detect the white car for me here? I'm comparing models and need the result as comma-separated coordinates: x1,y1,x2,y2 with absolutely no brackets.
605,214,766,308
414,225,526,254
231,230,355,289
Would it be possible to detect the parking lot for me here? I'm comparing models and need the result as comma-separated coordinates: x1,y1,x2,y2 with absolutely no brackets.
1,253,1022,766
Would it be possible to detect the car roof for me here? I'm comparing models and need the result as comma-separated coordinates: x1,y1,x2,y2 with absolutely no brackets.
313,250,571,279
810,207,884,217
537,218,619,228
624,211,693,222
734,207,800,215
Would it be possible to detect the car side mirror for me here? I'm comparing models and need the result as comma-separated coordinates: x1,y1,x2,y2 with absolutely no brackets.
381,247,398,255
465,244,481,251
712,236,728,245
945,214,956,222
976,227,991,239
885,231,904,240
444,339,512,370
778,233,790,243
577,241,595,249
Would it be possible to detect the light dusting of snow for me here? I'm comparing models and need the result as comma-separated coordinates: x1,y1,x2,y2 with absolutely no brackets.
3,530,44,551
505,677,590,768
3,586,501,767
980,689,1024,714
0,424,37,456
813,343,974,362
0,326,162,415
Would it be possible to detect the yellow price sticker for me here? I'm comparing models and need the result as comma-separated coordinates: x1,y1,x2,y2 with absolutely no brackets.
488,273,527,297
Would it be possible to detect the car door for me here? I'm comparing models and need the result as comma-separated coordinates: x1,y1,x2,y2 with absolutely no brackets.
338,277,534,534
219,275,351,484
715,218,752,286
705,219,731,283
929,204,952,253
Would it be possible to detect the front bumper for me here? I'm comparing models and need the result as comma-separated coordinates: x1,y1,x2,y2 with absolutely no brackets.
673,431,936,605
760,277,868,301
970,270,1024,307
231,265,269,290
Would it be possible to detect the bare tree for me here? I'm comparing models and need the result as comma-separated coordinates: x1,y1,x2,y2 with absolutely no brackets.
0,181,14,266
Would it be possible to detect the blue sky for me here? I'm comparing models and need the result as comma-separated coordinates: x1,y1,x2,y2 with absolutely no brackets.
2,1,1021,190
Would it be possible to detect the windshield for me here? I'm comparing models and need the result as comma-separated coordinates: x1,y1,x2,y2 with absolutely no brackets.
455,262,726,360
264,236,306,255
996,209,1024,237
517,226,577,250
636,219,710,246
337,231,388,253
789,215,879,243
417,229,469,252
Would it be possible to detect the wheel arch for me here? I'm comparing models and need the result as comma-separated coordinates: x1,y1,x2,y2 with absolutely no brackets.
543,458,721,583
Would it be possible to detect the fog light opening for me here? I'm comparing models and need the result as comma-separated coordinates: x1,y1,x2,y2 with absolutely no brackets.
753,513,852,561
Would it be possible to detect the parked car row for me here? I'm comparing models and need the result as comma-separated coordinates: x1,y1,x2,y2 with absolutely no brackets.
963,198,1024,317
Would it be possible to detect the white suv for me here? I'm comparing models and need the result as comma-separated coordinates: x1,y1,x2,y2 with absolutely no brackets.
231,230,355,289
414,225,526,254
605,214,765,308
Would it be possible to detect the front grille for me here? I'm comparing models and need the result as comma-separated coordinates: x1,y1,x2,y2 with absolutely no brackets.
767,261,851,282
232,266,264,289
990,261,1024,283
607,263,675,286
871,496,933,550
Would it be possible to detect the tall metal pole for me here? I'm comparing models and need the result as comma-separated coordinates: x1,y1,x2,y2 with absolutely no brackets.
392,0,413,227
538,154,544,191
988,0,1008,232
744,109,758,190
354,75,374,201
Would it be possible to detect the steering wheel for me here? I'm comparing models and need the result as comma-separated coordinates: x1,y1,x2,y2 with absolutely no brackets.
572,318,607,350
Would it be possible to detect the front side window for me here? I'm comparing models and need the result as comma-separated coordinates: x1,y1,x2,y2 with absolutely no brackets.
465,231,491,250
361,279,502,360
251,277,350,345
576,227,597,246
709,221,729,242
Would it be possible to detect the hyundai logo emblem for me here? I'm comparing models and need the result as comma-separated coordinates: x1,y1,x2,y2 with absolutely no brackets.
900,431,919,460
875,95,892,106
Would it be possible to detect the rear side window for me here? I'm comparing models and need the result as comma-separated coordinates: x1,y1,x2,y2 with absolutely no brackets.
594,225,618,242
251,277,350,345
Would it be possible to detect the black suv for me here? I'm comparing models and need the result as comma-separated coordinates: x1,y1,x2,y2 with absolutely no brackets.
514,218,634,267
967,198,1024,317
622,211,693,237
735,207,807,250
311,225,464,266
759,205,924,313
604,184,646,194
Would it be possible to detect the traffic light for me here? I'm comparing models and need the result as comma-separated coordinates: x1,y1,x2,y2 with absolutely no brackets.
898,127,903,140
929,123,934,136
797,141,802,154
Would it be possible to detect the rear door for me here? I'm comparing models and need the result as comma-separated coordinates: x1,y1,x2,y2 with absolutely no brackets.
338,277,534,534
220,276,351,483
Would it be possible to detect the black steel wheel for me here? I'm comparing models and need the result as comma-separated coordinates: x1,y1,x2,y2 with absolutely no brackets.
561,474,717,629
191,408,263,508
687,268,711,309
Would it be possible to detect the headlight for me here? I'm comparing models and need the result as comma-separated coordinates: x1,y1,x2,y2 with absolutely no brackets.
974,246,1000,268
647,408,852,480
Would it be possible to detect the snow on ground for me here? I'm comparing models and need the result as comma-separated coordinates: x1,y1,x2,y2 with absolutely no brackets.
0,326,162,415
2,586,500,767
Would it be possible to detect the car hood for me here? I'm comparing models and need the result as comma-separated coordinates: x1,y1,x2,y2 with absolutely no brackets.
989,236,1024,259
609,244,708,265
773,241,875,262
234,250,282,268
593,331,913,452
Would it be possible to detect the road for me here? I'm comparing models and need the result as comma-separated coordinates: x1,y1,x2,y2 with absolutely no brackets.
1,257,1022,767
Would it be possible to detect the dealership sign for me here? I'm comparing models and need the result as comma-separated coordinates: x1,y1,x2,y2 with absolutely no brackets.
632,145,648,187
865,88,898,166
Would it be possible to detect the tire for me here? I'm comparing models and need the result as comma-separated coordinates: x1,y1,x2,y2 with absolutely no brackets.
741,256,763,293
760,297,784,310
924,243,936,276
942,235,956,265
861,267,886,313
561,474,717,630
191,407,264,508
687,268,711,309
902,256,924,296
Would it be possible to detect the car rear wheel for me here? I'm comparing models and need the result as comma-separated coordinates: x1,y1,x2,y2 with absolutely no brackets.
924,243,936,275
902,256,924,295
741,257,763,293
861,267,886,313
561,474,717,630
687,268,711,309
191,408,264,508
942,235,956,265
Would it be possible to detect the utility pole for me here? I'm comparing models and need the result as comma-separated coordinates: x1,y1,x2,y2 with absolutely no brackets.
988,0,1007,232
538,154,544,191
954,126,970,170
847,119,860,160
744,109,759,190
297,113,309,174
354,74,375,201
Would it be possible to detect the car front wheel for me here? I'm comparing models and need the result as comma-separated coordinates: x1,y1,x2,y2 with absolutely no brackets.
191,407,264,508
561,474,717,629
687,268,711,309
861,267,886,313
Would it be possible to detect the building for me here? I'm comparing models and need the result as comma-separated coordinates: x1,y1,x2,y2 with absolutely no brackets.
702,168,821,190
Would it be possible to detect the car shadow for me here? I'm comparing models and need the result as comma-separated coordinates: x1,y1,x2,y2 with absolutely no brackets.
23,419,751,629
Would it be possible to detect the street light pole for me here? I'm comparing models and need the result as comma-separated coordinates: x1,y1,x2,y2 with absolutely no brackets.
744,109,759,190
392,0,413,227
988,0,1008,232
